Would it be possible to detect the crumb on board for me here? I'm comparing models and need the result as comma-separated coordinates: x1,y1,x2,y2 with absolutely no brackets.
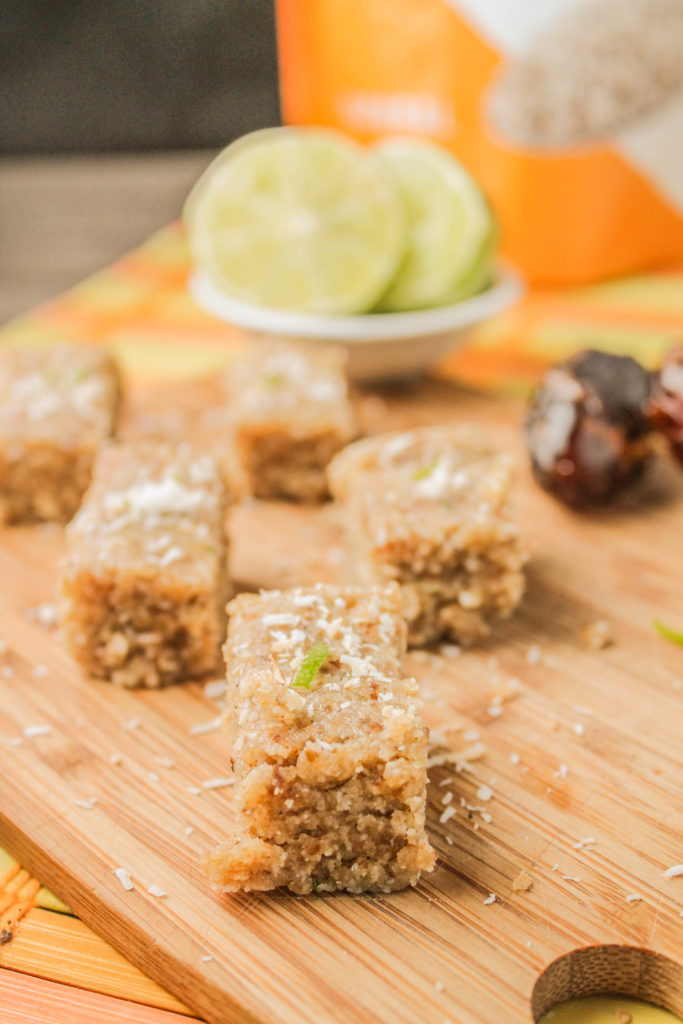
512,870,533,893
427,741,487,770
26,603,58,627
581,618,613,650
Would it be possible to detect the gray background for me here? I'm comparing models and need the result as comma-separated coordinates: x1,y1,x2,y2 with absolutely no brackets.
1,0,281,153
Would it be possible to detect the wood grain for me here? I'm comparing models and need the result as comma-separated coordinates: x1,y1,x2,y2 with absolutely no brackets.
0,907,193,1016
0,968,197,1024
0,379,682,1024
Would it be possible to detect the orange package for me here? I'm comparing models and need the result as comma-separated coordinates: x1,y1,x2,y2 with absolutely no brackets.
275,0,683,284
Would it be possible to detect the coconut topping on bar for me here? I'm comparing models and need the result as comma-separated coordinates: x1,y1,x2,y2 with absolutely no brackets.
0,344,117,438
67,442,225,574
227,583,422,758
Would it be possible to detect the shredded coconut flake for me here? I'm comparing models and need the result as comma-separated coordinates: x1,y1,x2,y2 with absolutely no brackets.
262,613,300,627
572,837,596,850
23,724,51,738
662,864,683,879
201,777,235,790
439,805,457,824
572,722,585,736
477,784,494,802
28,603,58,627
113,867,134,891
625,894,642,903
147,884,168,898
204,679,227,700
190,716,224,736
483,893,497,905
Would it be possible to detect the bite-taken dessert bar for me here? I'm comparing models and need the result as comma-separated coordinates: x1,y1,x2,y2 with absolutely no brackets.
203,582,435,894
61,441,230,688
222,339,355,503
328,425,527,646
0,343,120,523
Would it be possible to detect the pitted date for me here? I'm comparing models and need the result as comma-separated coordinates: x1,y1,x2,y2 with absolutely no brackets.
524,349,653,507
648,345,683,467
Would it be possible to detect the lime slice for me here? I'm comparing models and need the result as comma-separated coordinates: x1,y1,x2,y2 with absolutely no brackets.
184,127,406,315
442,223,498,304
373,139,494,312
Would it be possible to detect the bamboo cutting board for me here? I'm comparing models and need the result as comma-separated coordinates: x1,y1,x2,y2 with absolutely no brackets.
0,377,682,1024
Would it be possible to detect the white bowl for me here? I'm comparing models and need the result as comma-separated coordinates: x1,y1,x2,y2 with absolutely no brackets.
190,268,523,382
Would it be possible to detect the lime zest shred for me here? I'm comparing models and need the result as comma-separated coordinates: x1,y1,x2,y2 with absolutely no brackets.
292,642,330,690
653,620,683,647
412,460,439,482
262,371,286,388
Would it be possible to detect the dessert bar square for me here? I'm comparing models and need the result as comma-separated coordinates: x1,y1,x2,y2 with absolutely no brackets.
203,582,435,894
328,425,527,646
0,343,120,523
222,339,355,503
61,440,230,688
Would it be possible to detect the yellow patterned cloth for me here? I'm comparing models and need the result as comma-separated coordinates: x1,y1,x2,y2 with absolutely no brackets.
1,222,681,391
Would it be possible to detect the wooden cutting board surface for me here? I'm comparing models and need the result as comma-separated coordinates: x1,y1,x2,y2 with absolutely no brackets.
0,377,682,1024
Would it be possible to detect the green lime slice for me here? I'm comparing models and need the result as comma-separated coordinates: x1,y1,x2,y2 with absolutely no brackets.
373,139,495,312
184,127,406,315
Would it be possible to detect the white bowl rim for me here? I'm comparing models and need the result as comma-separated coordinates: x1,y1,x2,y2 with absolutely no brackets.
190,267,523,343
